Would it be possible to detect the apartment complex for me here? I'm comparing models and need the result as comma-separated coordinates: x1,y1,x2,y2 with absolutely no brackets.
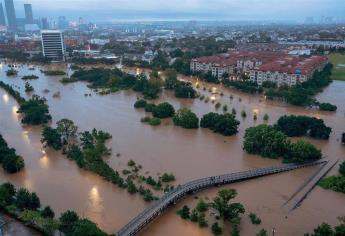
190,55,236,79
41,30,65,62
191,51,328,87
249,55,328,87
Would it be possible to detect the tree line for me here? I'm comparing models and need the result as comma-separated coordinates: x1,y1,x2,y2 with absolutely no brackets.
0,182,108,236
134,100,240,136
41,118,171,202
0,134,24,173
0,81,52,125
243,124,322,163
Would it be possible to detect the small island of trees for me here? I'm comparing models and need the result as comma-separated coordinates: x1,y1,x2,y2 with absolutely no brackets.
152,102,175,118
0,134,25,173
41,70,66,76
275,115,332,140
173,108,199,129
21,75,39,80
6,68,18,76
17,95,52,125
319,161,345,194
243,124,322,163
0,81,51,125
318,102,338,112
200,112,240,136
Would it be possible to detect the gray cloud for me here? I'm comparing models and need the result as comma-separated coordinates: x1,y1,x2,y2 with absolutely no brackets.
12,0,345,21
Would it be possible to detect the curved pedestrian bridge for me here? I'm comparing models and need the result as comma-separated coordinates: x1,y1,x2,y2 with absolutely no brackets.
116,160,327,236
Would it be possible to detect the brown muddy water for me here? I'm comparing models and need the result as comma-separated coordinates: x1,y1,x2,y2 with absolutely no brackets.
0,63,344,235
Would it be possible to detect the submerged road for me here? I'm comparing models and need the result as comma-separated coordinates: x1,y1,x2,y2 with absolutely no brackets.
116,160,328,236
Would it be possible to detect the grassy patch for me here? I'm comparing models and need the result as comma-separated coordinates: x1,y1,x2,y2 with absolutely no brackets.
328,53,345,81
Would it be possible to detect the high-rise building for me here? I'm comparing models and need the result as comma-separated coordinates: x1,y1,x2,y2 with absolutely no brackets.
41,30,65,62
41,17,49,29
0,3,6,26
4,0,16,30
24,4,34,24
58,16,67,29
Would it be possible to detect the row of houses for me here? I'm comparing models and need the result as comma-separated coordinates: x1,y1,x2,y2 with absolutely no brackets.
190,51,328,87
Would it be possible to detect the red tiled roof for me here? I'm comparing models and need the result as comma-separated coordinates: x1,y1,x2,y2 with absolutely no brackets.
257,55,328,75
192,51,328,76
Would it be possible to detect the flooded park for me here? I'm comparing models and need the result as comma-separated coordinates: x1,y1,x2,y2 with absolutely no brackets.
0,63,344,235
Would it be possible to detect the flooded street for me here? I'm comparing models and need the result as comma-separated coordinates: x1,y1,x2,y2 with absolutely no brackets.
0,63,344,235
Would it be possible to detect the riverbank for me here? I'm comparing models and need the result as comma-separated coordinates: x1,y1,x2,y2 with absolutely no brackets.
0,211,42,236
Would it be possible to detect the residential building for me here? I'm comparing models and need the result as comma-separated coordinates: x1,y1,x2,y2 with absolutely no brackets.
41,30,65,62
191,50,328,87
190,55,236,79
249,55,328,87
4,0,16,31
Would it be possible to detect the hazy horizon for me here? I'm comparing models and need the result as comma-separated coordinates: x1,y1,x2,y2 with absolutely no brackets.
9,0,345,23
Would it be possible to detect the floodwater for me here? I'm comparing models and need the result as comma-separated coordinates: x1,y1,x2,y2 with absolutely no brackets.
0,212,41,236
0,63,344,235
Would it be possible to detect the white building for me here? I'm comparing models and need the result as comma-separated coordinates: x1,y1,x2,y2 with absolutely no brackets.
41,30,65,62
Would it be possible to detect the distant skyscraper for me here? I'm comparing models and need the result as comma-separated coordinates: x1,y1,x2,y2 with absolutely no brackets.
24,4,34,24
0,3,6,26
41,30,65,61
4,0,16,30
41,17,49,29
58,16,67,29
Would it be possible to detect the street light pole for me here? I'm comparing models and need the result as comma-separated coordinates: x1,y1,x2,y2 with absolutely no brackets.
272,227,276,236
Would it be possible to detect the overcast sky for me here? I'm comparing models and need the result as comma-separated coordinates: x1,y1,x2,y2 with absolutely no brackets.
12,0,345,22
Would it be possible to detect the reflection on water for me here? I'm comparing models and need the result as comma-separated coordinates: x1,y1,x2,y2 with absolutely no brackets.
23,178,32,190
11,105,18,118
252,108,259,114
39,155,50,169
22,130,30,144
2,94,8,103
88,186,103,214
0,64,343,235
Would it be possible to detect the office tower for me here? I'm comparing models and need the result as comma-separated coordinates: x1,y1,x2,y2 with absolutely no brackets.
58,16,67,29
41,30,65,62
4,0,16,30
41,17,49,29
24,4,34,24
0,3,6,26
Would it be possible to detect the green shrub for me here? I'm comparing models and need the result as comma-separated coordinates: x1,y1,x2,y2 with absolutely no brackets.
173,108,199,129
149,118,161,126
152,102,175,118
134,99,147,108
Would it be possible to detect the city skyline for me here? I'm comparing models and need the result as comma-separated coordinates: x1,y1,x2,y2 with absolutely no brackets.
8,0,345,23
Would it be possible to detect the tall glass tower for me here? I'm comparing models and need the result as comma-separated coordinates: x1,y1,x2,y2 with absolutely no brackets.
0,3,6,26
4,0,16,30
24,4,34,24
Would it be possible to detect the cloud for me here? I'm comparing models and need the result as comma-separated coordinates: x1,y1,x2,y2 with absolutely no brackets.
13,0,345,21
